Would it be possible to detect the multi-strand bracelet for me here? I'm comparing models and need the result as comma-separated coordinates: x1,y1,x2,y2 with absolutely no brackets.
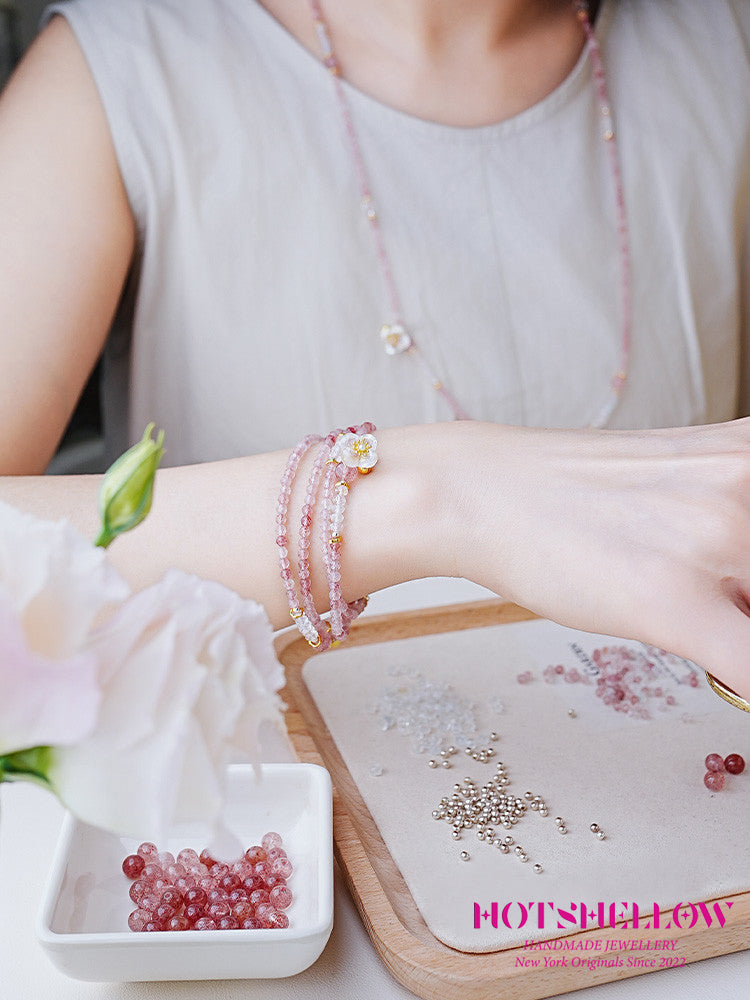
276,423,377,650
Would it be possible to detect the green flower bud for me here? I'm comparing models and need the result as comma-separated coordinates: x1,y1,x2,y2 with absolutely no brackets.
95,423,165,548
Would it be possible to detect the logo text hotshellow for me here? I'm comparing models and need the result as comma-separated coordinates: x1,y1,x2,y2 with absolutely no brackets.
473,900,734,931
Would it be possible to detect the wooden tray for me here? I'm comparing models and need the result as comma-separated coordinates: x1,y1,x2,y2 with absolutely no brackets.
275,600,750,1000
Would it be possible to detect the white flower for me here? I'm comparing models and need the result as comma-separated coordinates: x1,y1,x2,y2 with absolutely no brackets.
0,501,129,755
48,569,290,841
331,432,378,471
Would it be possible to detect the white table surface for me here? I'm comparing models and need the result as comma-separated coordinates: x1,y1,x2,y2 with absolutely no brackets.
1,578,748,1000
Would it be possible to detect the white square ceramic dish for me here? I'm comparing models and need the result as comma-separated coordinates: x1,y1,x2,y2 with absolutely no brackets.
36,762,333,981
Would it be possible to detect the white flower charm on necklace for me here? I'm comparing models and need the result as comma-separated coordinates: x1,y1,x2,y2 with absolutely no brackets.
379,323,413,356
331,431,378,473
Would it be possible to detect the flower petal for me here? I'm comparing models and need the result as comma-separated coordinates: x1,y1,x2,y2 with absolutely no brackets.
0,596,101,756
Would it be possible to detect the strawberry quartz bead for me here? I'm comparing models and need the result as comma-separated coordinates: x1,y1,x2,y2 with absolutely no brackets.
184,903,206,924
245,845,267,865
129,880,149,904
262,832,283,852
128,908,152,932
269,884,293,909
271,857,293,879
705,753,725,772
267,910,290,929
167,915,190,931
725,754,746,775
137,842,158,859
194,917,218,931
122,854,146,879
704,771,726,791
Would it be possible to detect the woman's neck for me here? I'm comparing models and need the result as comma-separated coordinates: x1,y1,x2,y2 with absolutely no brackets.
260,0,593,127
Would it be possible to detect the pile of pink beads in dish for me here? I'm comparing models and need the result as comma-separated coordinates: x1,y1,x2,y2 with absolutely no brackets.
122,833,294,931
704,753,745,792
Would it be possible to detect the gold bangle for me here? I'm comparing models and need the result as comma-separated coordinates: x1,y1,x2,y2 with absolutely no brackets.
704,671,750,713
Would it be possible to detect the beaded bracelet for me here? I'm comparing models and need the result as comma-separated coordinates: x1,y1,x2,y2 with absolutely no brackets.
277,423,377,649
275,433,325,647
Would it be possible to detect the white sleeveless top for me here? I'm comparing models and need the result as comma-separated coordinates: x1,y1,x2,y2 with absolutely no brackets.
44,0,750,465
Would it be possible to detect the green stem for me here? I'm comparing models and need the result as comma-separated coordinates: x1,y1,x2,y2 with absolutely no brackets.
94,527,115,549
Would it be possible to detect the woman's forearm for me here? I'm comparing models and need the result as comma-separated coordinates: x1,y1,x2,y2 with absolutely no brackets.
6,417,750,703
0,423,463,629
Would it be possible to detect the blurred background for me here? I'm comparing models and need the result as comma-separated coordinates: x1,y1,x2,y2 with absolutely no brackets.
1,0,107,474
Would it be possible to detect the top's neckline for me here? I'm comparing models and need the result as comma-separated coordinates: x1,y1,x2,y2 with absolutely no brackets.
244,0,615,142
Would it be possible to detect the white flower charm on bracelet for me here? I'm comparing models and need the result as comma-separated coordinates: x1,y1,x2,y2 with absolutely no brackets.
330,431,378,473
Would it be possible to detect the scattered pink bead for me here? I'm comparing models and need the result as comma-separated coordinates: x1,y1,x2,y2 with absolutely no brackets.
704,771,726,791
725,753,746,775
517,670,533,685
705,754,725,773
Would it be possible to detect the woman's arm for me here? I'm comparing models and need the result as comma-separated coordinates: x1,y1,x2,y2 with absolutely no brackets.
5,419,750,707
0,16,135,473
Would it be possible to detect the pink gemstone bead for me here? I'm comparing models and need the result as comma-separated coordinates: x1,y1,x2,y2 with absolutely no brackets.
245,845,267,864
724,753,746,775
269,884,293,909
128,908,152,932
157,851,175,868
233,900,255,921
254,902,274,923
705,754,726,773
267,910,290,929
250,888,270,907
241,917,260,929
176,849,199,866
194,917,218,931
160,888,183,909
137,842,158,859
122,854,145,879
704,771,725,791
167,915,190,931
270,857,293,879
184,903,205,924
129,880,149,904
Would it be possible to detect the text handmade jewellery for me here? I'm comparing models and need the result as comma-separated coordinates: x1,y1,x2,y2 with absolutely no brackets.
308,0,631,428
276,423,378,650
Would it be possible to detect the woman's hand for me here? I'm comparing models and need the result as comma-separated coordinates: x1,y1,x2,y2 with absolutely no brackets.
5,418,750,702
446,419,750,700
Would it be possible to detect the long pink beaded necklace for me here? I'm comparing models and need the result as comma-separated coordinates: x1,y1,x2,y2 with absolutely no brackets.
307,0,631,428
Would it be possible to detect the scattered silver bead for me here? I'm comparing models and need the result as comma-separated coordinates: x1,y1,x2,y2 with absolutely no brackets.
568,708,577,718
451,830,461,840
428,759,437,769
590,823,600,833
441,760,452,769
596,830,606,840
460,851,470,862
489,731,499,741
533,863,543,874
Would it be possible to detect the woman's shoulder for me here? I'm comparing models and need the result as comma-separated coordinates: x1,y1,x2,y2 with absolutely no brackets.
43,0,254,46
